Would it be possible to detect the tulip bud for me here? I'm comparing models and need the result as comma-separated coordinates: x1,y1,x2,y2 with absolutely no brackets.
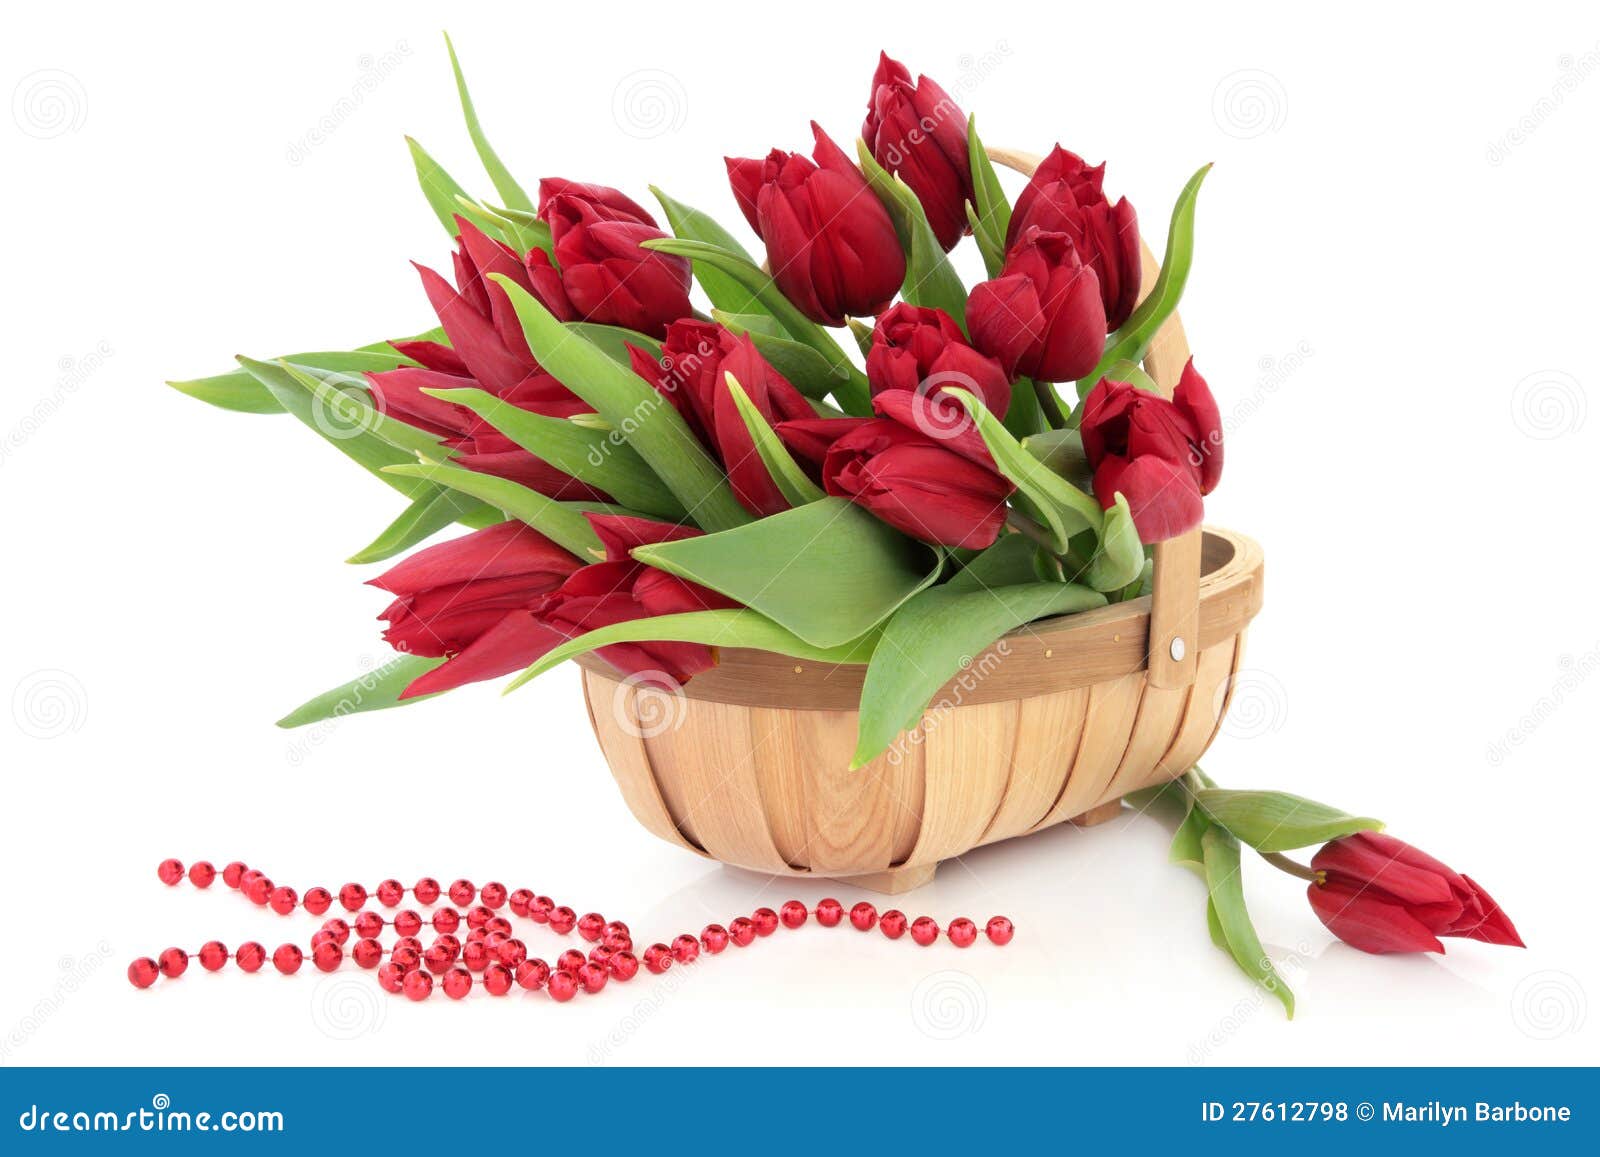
865,303,1011,418
726,123,906,326
967,228,1107,383
537,178,658,227
539,184,692,338
861,52,973,252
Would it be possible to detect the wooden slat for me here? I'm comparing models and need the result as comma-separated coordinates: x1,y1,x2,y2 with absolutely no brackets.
1028,672,1144,831
977,688,1087,846
582,671,707,856
900,701,1018,867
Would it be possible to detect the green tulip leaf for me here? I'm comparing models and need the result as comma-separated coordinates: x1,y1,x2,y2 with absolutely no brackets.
381,459,606,559
630,496,940,649
650,187,771,318
966,116,1012,279
491,275,750,533
346,486,503,565
406,135,507,245
856,140,969,329
1022,427,1092,491
443,32,533,212
852,577,1106,768
846,317,876,357
712,311,848,401
1077,493,1144,591
505,609,880,693
451,196,545,259
1195,789,1385,853
169,337,436,416
1201,825,1296,1018
724,374,826,508
422,386,685,519
565,322,660,365
276,653,447,728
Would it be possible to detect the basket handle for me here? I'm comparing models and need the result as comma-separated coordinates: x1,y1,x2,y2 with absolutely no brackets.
988,147,1201,688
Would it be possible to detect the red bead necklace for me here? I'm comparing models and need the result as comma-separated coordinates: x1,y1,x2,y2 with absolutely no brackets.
131,858,1016,1002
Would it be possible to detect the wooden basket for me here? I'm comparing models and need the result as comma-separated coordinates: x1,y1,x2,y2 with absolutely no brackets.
577,148,1265,893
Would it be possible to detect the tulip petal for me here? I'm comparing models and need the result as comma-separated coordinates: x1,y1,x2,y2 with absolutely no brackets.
1093,454,1203,543
1307,880,1446,954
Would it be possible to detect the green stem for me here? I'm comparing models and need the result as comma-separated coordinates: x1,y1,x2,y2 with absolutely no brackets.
1258,850,1324,885
1004,508,1054,551
1032,380,1067,429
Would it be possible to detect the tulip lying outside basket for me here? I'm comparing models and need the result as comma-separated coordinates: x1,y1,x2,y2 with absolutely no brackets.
170,39,1524,1014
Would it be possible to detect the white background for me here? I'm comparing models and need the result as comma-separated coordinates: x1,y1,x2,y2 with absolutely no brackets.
2,0,1596,1067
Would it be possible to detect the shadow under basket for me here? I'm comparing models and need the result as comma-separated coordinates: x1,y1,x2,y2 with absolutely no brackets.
579,527,1263,894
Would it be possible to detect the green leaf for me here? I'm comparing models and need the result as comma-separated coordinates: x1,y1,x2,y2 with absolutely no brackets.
724,374,826,507
846,317,876,357
276,654,447,728
650,186,769,317
169,345,417,416
492,276,750,533
1078,163,1211,397
713,311,847,401
1077,493,1144,592
382,459,604,558
1201,825,1295,1018
852,578,1105,767
406,136,498,242
452,196,542,258
856,139,968,327
966,116,1012,278
1022,427,1091,490
505,609,879,693
947,533,1042,591
483,202,554,257
280,363,445,456
443,32,532,212
422,386,686,519
631,497,940,649
1195,789,1384,853
346,486,502,565
565,322,660,365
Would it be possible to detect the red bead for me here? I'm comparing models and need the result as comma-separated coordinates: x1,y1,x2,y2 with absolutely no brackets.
728,917,756,947
338,883,367,912
263,885,293,915
402,970,433,1001
390,946,421,972
443,967,473,999
432,908,460,934
157,858,184,886
850,902,878,932
816,898,844,927
466,905,493,931
311,930,338,951
485,931,509,956
547,970,578,1002
375,879,405,907
236,865,260,890
413,877,441,905
609,951,640,981
320,918,351,946
516,959,550,990
222,861,247,889
548,906,576,934
480,882,508,909
434,933,461,957
188,861,216,888
509,888,534,917
486,916,512,937
313,941,343,972
780,900,809,928
701,925,729,954
483,963,513,996
985,916,1015,946
589,945,615,969
354,911,383,939
602,921,632,951
529,896,555,923
393,936,423,956
461,941,490,972
947,918,977,948
128,957,160,988
394,910,423,938
158,948,188,978
235,942,265,973
880,910,907,939
642,944,674,974
577,912,606,942
302,887,332,916
272,944,303,974
672,934,700,964
377,963,405,993
353,939,384,969
245,875,274,906
752,907,779,937
423,945,454,975
448,879,475,906
198,941,228,971
557,949,587,974
910,917,939,946
576,962,608,993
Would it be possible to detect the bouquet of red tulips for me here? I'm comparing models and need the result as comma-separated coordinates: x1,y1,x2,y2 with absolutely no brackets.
171,39,1522,1014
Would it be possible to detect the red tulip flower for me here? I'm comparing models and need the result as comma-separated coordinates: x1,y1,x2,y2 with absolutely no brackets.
726,123,906,326
1008,145,1141,330
537,178,659,227
966,227,1107,383
1077,359,1223,542
1307,832,1524,955
866,303,1011,417
628,321,816,517
861,52,973,252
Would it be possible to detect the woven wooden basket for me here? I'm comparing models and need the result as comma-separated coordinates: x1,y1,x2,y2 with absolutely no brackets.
577,148,1265,893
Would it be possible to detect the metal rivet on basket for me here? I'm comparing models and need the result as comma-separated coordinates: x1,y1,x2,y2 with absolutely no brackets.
1169,636,1186,662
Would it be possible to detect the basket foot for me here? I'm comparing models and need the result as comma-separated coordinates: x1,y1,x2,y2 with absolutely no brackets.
1069,799,1124,828
840,862,937,895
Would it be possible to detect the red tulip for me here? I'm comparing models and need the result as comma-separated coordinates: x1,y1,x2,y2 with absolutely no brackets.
777,416,1011,550
866,303,1011,418
861,51,972,252
539,184,692,338
726,123,906,326
627,321,816,516
1307,832,1524,955
1008,146,1141,330
1077,359,1222,542
966,227,1107,383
